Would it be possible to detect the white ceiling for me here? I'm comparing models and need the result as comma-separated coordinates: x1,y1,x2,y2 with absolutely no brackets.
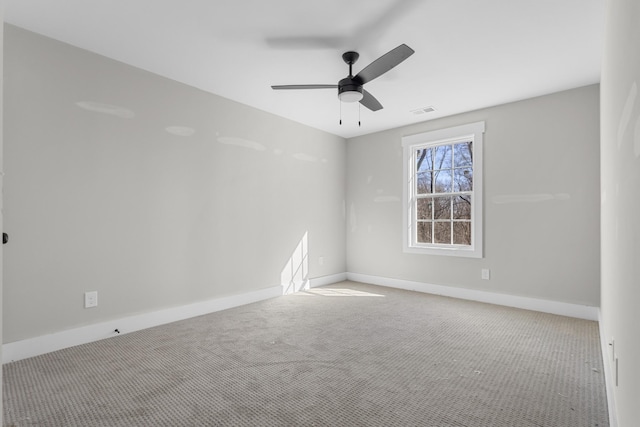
4,0,604,139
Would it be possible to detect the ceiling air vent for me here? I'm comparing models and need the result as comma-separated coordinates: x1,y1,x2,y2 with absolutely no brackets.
411,106,436,115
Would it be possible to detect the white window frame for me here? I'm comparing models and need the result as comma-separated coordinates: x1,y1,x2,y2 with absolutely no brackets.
402,121,484,258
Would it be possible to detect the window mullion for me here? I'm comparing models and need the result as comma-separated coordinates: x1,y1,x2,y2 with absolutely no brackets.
416,191,472,198
450,196,454,245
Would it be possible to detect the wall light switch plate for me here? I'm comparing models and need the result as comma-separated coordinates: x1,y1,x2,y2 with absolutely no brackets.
84,291,98,308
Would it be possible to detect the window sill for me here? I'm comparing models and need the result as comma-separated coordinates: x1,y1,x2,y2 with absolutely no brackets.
403,245,483,258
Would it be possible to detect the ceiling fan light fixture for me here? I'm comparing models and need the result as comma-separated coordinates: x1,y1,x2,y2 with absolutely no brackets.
338,90,364,103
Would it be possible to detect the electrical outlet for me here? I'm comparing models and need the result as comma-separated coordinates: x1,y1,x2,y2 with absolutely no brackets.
319,256,324,266
84,291,98,308
481,269,490,280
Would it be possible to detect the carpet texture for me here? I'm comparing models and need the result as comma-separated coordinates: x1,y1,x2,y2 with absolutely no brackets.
3,282,608,426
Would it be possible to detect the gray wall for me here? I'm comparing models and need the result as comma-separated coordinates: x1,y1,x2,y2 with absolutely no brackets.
347,85,600,306
3,25,346,343
600,0,640,424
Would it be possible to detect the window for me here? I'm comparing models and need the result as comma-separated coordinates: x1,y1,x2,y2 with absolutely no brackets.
402,122,484,258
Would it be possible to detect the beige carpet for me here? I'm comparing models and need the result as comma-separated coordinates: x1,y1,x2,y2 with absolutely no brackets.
3,281,608,426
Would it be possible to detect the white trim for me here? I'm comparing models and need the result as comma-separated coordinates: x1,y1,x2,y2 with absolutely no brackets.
309,272,348,288
346,272,599,321
402,121,485,258
402,122,486,146
2,273,352,364
3,285,282,363
598,310,618,427
3,272,600,363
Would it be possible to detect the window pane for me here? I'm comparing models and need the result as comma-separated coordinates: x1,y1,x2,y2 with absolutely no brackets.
452,196,471,220
433,196,451,219
434,222,451,244
416,148,433,172
453,167,473,192
417,198,433,220
416,171,433,194
417,221,432,243
454,141,472,167
434,169,452,193
453,221,471,245
433,145,452,170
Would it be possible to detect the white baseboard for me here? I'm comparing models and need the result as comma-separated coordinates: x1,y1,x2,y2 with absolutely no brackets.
2,273,353,364
310,272,348,288
3,285,283,364
346,273,599,321
598,310,618,427
3,272,600,364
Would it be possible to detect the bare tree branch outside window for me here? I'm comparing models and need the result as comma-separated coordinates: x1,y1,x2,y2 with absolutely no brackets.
415,140,473,245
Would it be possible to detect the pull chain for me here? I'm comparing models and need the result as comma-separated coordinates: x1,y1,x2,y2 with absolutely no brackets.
338,101,363,126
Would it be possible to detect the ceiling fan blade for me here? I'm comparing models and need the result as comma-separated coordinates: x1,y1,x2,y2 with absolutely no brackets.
354,44,415,85
271,84,338,90
360,89,383,111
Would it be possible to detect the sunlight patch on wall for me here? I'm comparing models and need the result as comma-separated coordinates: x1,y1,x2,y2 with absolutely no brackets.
349,202,357,232
374,188,399,203
75,101,135,118
374,196,400,203
634,114,640,158
281,232,309,295
165,126,195,137
217,136,266,151
492,193,570,204
618,81,637,149
293,153,317,162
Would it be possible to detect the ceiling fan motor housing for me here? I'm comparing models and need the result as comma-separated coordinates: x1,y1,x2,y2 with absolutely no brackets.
338,77,362,95
338,77,363,101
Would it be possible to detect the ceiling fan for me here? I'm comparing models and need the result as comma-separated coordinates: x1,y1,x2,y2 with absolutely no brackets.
271,44,415,112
